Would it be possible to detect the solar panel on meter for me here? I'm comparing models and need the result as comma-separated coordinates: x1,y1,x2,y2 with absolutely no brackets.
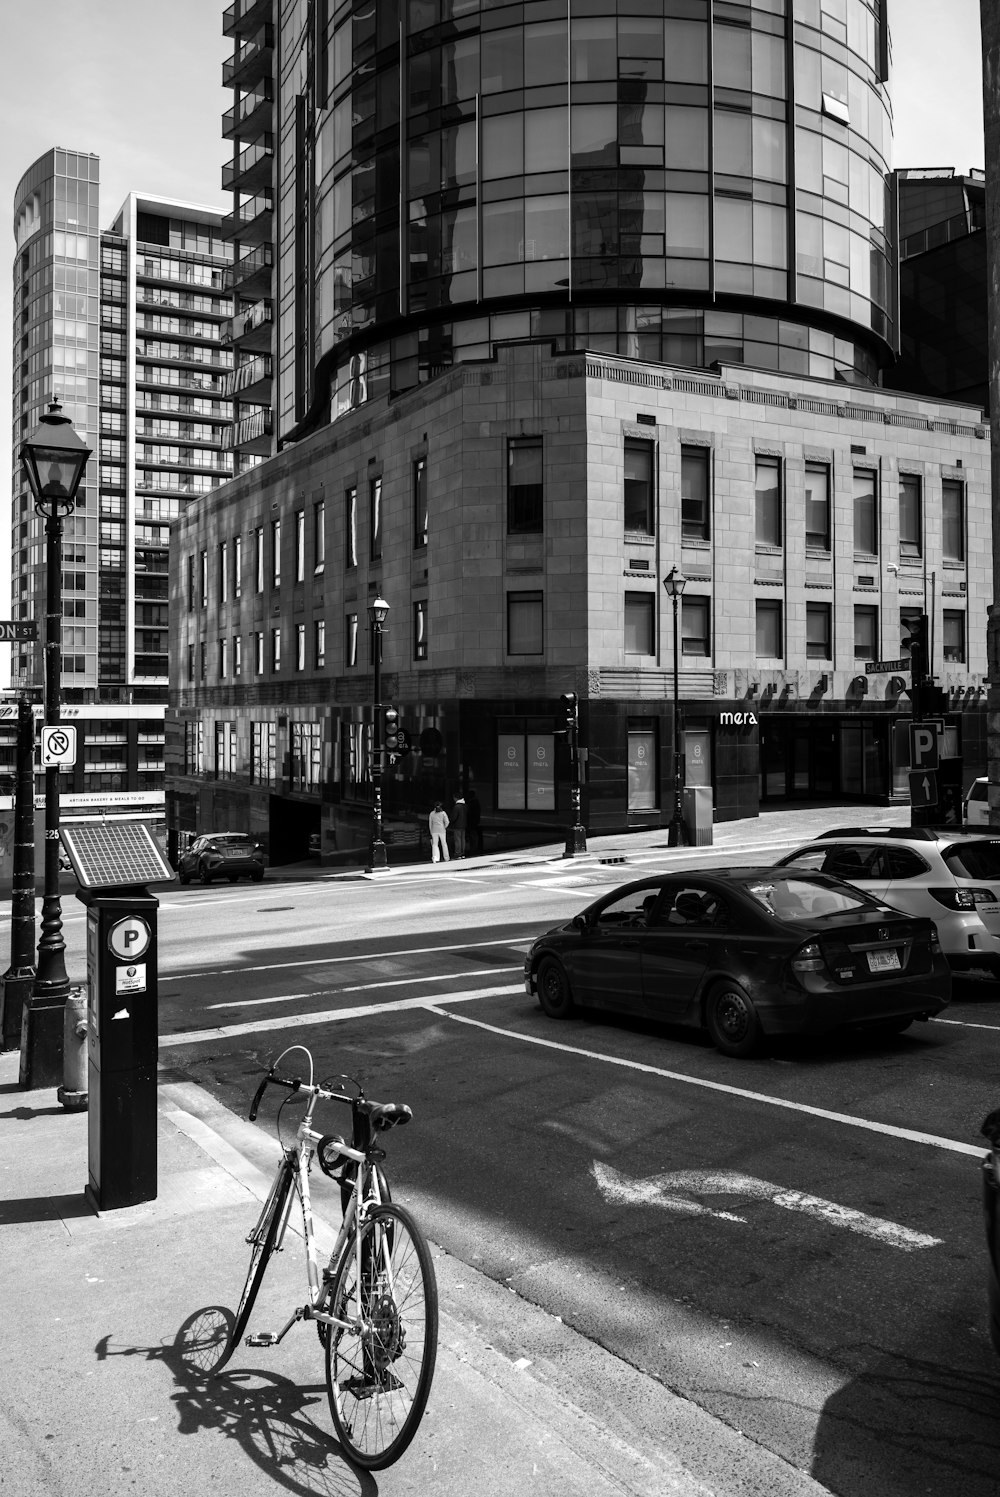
60,822,174,889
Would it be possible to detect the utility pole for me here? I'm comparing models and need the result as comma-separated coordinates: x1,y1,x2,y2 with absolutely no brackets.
0,696,36,1050
982,1,1000,826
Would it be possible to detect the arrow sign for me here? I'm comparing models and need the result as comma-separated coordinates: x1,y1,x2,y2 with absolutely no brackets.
908,769,938,808
592,1162,942,1251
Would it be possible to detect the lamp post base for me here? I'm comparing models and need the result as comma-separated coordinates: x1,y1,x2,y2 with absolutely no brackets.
563,824,588,858
19,994,65,1090
667,815,690,848
366,839,389,873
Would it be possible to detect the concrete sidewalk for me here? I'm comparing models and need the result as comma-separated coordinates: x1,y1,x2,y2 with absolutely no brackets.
274,803,912,884
0,1046,836,1497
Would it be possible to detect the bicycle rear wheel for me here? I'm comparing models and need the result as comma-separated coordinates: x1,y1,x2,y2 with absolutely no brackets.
215,1157,294,1373
324,1202,438,1470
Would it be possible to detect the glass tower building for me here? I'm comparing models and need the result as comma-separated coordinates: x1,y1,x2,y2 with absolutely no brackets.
222,1,896,447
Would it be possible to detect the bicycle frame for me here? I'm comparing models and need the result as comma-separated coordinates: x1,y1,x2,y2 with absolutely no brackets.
246,1082,387,1350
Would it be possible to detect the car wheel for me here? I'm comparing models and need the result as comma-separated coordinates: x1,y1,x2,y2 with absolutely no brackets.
536,956,575,1020
705,980,763,1058
178,869,190,886
198,862,213,886
251,871,264,883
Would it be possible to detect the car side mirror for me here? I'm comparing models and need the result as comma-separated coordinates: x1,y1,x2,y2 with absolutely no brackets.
572,914,589,933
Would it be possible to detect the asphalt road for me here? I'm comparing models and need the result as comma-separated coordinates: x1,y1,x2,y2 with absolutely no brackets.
28,854,1000,1495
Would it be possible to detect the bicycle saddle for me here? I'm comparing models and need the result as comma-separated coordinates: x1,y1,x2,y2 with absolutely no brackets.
365,1102,412,1131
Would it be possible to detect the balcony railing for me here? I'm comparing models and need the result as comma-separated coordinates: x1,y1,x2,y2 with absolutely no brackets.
222,80,273,140
221,195,273,246
222,407,274,454
223,24,274,90
222,135,274,194
226,354,272,400
222,299,273,350
223,0,273,40
224,243,273,293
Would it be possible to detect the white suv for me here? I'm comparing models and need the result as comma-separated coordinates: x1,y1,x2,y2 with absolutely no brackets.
965,778,990,826
775,827,1000,979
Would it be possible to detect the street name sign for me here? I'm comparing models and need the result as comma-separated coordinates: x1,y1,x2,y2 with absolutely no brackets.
865,656,909,675
0,621,38,642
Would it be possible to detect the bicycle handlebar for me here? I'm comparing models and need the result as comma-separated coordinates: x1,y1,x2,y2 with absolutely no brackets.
248,1068,301,1121
248,1051,411,1129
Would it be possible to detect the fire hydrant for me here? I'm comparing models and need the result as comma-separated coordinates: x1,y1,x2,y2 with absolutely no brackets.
57,986,88,1111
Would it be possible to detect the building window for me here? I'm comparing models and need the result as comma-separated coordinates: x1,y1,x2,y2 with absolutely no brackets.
806,602,832,659
507,437,543,534
251,721,276,784
345,486,357,568
219,542,228,604
943,610,965,662
496,728,556,811
291,722,322,792
313,500,325,571
853,469,878,556
854,605,878,660
271,519,281,587
414,599,428,660
899,475,922,558
186,553,194,611
254,526,264,592
681,446,710,541
187,642,194,681
271,626,281,671
184,721,204,774
199,641,206,679
624,592,655,655
215,721,236,777
681,596,710,656
315,619,326,667
200,549,207,607
346,612,358,667
295,622,306,671
624,440,654,535
233,534,242,597
218,638,228,679
295,510,305,583
507,590,544,655
754,456,781,547
233,634,242,677
805,464,831,550
756,600,783,658
370,475,382,561
254,630,264,674
413,457,428,549
942,480,965,562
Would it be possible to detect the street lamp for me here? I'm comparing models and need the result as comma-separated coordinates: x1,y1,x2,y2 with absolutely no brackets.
18,399,91,1085
368,595,390,872
662,565,690,848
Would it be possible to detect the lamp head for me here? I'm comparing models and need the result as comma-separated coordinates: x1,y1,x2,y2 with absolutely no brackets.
369,595,390,626
662,565,687,600
19,399,91,518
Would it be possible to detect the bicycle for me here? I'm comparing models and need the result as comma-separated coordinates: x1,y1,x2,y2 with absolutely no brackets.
214,1044,438,1471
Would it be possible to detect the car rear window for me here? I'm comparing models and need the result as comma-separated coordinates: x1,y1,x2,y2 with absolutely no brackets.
212,835,254,847
744,876,874,921
942,841,1000,880
967,781,988,803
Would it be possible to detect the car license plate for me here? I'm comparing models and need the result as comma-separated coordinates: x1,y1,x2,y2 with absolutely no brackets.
867,949,900,973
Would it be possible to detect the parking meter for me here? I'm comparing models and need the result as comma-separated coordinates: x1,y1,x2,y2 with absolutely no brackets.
63,823,173,1212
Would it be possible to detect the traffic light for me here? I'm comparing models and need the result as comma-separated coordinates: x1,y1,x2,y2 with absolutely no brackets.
900,613,929,677
383,705,400,752
559,692,578,735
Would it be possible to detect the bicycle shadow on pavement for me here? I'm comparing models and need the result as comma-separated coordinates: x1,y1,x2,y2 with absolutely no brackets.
96,1308,378,1497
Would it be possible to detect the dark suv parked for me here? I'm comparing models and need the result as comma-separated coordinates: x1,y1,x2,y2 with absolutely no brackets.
178,833,265,886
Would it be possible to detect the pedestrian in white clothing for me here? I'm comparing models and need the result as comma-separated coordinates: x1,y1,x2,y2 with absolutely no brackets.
428,802,450,862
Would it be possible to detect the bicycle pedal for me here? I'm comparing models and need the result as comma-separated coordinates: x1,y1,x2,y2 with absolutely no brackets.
245,1332,279,1347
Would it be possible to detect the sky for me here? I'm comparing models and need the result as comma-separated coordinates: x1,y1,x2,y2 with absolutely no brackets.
0,0,988,637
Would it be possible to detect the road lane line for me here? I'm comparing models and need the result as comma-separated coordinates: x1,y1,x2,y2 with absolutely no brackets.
425,1006,984,1159
160,984,518,1046
207,966,516,1009
932,1017,1000,1031
160,935,534,983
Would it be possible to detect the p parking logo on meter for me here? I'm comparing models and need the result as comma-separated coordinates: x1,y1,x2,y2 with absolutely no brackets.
108,916,151,962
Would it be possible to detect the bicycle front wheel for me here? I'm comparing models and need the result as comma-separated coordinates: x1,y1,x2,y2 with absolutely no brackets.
215,1157,294,1373
325,1202,438,1470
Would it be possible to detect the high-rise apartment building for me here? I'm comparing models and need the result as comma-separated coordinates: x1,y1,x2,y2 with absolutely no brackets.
9,150,233,812
167,2,992,864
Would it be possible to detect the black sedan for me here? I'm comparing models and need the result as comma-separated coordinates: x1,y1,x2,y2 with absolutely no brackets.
177,832,266,886
524,868,951,1057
